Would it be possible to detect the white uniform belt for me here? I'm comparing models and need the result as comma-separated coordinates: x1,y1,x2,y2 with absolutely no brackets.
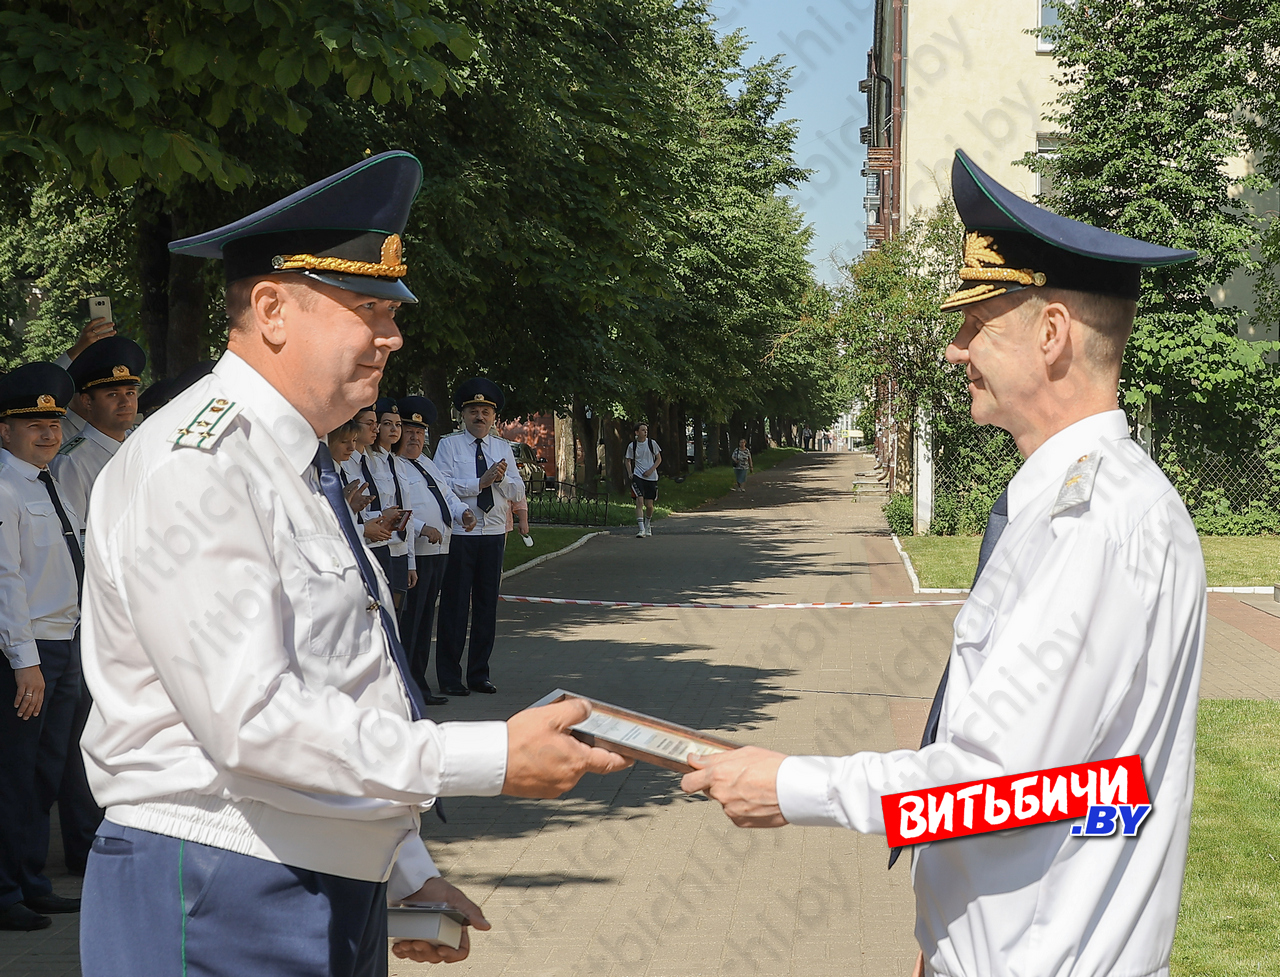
105,791,417,883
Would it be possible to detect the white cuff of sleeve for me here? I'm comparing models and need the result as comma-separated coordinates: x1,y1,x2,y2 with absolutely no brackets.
437,721,508,796
776,755,846,828
6,640,41,671
387,835,439,903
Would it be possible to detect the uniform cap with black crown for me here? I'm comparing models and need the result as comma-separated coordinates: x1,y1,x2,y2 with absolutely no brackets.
941,149,1197,312
168,151,424,304
374,396,399,418
0,362,75,419
396,396,437,428
453,378,504,413
67,335,146,392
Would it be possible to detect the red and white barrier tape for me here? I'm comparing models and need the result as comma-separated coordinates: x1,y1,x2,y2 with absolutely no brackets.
499,594,966,610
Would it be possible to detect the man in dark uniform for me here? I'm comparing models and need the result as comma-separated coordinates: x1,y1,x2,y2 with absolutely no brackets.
0,363,83,931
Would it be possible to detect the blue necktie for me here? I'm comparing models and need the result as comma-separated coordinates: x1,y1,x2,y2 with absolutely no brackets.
889,489,1008,869
387,455,407,540
474,438,494,513
408,458,452,528
359,454,382,510
313,443,425,720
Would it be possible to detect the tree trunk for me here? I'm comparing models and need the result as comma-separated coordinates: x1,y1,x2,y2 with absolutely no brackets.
750,415,767,453
419,361,452,455
135,190,171,379
729,411,745,458
674,404,688,476
166,254,206,377
603,414,626,494
693,413,706,471
555,411,574,498
572,394,599,497
707,422,721,466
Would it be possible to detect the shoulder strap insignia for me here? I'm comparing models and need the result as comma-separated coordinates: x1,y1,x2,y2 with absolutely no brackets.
1052,451,1102,516
57,436,86,456
168,398,243,450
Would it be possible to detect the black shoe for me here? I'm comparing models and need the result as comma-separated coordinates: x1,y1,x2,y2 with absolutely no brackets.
0,903,52,931
23,894,80,914
424,694,449,706
468,681,498,694
441,686,470,696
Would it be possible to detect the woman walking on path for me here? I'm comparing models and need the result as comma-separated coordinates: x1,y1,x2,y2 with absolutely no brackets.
731,438,753,492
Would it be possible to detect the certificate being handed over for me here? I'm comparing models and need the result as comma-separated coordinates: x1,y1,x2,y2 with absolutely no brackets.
531,689,739,773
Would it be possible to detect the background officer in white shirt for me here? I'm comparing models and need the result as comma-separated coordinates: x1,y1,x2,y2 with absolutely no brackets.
368,397,412,605
77,152,628,976
0,363,84,931
342,404,401,567
50,335,145,874
393,396,474,705
681,150,1205,977
432,378,520,697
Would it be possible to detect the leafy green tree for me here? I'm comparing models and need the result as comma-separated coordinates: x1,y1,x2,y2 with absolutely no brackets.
1029,0,1280,459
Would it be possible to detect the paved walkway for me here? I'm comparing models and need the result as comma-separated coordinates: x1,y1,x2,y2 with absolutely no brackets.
4,449,1277,976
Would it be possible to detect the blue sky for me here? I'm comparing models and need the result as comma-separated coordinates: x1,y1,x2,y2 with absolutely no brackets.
710,0,873,284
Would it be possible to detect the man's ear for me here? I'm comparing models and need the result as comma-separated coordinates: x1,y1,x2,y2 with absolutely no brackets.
1039,301,1073,370
246,279,292,347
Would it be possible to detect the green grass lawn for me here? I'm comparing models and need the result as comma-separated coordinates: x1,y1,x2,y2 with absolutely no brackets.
899,534,1280,589
898,536,983,589
1199,537,1280,587
1173,700,1280,975
502,527,598,572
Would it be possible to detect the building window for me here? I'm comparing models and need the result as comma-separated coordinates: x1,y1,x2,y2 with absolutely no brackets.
1038,0,1060,52
1035,135,1062,202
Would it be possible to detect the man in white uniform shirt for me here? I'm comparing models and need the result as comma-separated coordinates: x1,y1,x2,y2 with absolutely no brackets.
682,150,1206,977
393,396,473,705
0,363,84,931
432,378,519,697
77,152,628,976
49,335,146,875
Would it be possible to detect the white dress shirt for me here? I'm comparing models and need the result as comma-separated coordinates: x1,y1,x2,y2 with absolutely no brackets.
80,351,508,897
433,430,520,536
776,411,1205,977
366,449,412,559
342,449,389,549
50,421,121,545
398,452,470,558
0,449,81,669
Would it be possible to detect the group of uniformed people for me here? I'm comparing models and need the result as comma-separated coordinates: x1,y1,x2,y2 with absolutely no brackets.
0,142,1211,977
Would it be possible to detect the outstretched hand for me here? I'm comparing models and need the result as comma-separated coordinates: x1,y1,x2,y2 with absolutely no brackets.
503,698,632,798
680,746,789,828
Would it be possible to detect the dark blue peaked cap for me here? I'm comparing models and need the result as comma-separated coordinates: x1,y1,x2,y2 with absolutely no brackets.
454,378,504,412
67,335,146,391
942,149,1197,311
374,396,399,416
397,396,437,427
169,151,423,304
0,362,75,419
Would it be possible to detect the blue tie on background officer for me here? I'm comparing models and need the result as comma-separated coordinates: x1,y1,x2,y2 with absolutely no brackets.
392,396,475,705
0,363,86,932
75,151,629,976
48,336,146,878
431,378,521,697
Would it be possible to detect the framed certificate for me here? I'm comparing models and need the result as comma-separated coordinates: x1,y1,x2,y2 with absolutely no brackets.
530,689,740,773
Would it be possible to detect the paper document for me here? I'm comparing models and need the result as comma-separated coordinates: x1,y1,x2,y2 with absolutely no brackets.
573,710,730,764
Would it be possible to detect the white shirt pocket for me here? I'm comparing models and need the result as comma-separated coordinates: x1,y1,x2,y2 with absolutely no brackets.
291,533,380,661
24,500,62,548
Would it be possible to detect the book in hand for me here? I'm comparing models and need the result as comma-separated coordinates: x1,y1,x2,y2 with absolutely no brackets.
387,904,467,948
530,689,739,773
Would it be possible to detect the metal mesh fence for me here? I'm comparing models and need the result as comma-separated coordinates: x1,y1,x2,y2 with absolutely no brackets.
928,420,1280,536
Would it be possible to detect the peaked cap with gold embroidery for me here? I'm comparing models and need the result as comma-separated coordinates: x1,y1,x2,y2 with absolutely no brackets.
941,149,1196,312
168,151,423,304
396,396,437,428
0,362,75,419
67,335,146,392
